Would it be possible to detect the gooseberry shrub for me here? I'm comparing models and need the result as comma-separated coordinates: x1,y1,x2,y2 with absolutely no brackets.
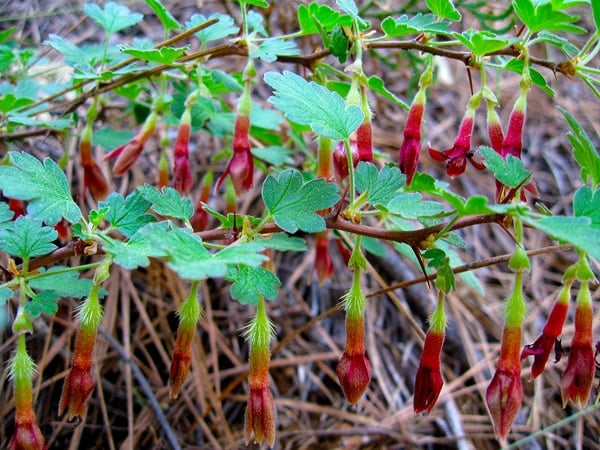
1,0,600,448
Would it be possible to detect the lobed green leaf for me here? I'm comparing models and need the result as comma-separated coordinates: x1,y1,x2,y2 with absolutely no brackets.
355,162,405,207
24,290,60,318
119,45,188,64
479,146,531,188
99,191,155,238
426,0,462,21
226,266,281,305
0,216,57,259
137,185,194,222
381,14,451,37
84,2,143,34
145,0,182,31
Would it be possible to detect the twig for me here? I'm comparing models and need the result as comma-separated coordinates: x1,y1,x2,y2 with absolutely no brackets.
98,327,182,450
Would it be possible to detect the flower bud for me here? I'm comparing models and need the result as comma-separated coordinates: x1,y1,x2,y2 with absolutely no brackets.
561,281,594,407
80,122,108,200
157,149,169,190
9,335,47,450
333,140,359,185
244,297,276,447
172,107,193,195
169,283,201,399
313,231,333,285
399,88,426,186
215,114,254,196
190,172,213,232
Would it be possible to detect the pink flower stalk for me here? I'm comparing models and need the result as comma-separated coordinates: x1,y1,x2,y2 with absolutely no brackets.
313,231,333,285
486,325,524,439
562,281,595,407
172,108,193,195
428,104,486,177
104,110,157,176
399,89,426,185
244,297,276,447
80,124,108,201
169,283,201,399
9,336,47,450
59,284,103,422
333,139,359,185
215,114,254,196
521,283,571,379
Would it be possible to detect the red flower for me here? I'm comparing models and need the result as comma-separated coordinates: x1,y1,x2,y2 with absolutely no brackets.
486,326,523,439
428,107,485,177
245,346,275,446
399,95,425,186
59,327,96,422
215,114,253,196
172,109,193,195
562,282,594,407
521,284,570,379
104,110,157,176
157,150,169,190
313,231,333,285
168,322,195,399
80,129,108,200
333,140,359,185
336,315,371,405
356,121,373,163
8,198,26,219
190,174,212,232
414,330,444,414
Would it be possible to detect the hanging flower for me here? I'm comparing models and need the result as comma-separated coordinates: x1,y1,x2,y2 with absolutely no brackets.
313,231,333,285
172,106,193,195
332,139,359,185
80,121,108,200
399,88,426,185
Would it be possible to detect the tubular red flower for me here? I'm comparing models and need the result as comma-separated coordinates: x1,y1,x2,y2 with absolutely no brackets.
356,121,373,163
313,231,333,286
190,176,212,232
521,284,570,379
562,282,594,407
414,330,444,414
9,198,26,219
399,99,424,186
336,315,371,405
59,326,97,422
157,150,169,190
215,114,254,195
80,128,108,200
168,321,195,399
173,114,193,195
245,347,276,447
486,326,524,439
428,108,485,177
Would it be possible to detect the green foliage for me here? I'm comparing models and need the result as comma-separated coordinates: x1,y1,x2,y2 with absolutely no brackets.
381,14,451,38
453,31,516,56
186,13,238,44
103,222,168,269
84,2,144,34
479,146,531,189
137,186,194,222
387,193,446,219
145,0,182,31
120,46,188,65
99,191,155,238
262,169,339,233
355,162,405,207
24,290,60,318
0,216,57,259
426,0,461,21
512,0,586,34
559,107,600,187
226,265,281,305
264,70,363,140
29,267,98,298
573,186,600,225
0,152,82,225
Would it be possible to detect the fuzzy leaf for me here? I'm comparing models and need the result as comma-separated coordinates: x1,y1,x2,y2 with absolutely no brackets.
99,191,155,238
479,146,531,188
0,216,57,259
453,30,515,56
120,45,188,64
512,0,586,33
355,162,405,206
0,287,12,304
297,3,353,35
262,169,339,233
264,70,363,140
137,185,194,221
255,233,307,251
24,290,60,318
0,202,13,225
387,193,446,219
426,0,461,21
84,2,143,33
187,13,238,43
226,265,281,305
367,75,409,109
573,186,600,225
253,39,300,62
0,152,82,225
381,13,451,37
103,222,168,269
29,267,98,299
145,0,182,31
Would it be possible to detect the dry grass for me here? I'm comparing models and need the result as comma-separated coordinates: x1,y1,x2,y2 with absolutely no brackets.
1,1,599,449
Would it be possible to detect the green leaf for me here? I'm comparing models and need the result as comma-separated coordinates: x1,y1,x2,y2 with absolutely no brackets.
0,94,33,114
387,193,446,219
29,267,96,298
573,186,600,225
504,58,555,96
0,202,14,225
84,2,144,33
0,216,57,259
593,0,600,32
120,45,188,64
93,127,135,150
253,39,300,62
426,0,462,21
0,152,82,225
7,113,72,130
187,13,238,43
479,146,531,188
381,14,451,37
526,215,600,260
254,233,307,251
335,0,369,29
0,26,17,44
559,106,600,186
251,146,294,166
44,34,90,68
512,0,586,33
137,185,194,221
355,162,405,206
529,30,579,57
227,265,281,305
296,3,353,35
453,30,514,56
367,75,409,110
264,70,363,140
24,290,60,318
103,222,168,269
262,169,339,233
409,173,466,211
145,0,182,31
99,191,155,238
242,0,269,7
0,287,12,304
